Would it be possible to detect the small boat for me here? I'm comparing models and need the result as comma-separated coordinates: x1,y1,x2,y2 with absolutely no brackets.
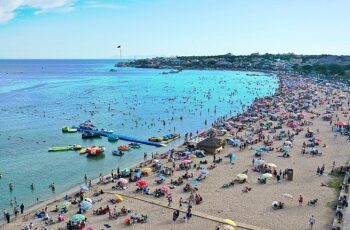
80,145,105,154
162,133,180,142
62,126,77,133
48,144,82,152
128,142,141,149
79,120,97,130
112,150,124,156
118,145,130,151
82,132,101,139
148,137,163,142
108,136,119,142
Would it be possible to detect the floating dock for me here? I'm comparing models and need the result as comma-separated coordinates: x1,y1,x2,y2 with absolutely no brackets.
73,127,166,147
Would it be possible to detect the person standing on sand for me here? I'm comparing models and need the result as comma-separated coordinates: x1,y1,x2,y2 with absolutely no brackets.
309,215,316,229
179,197,183,208
298,195,303,206
20,203,24,214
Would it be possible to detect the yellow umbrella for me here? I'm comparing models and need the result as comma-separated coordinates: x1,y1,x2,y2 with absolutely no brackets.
262,173,273,178
141,167,152,173
115,194,124,202
236,174,248,180
224,219,237,227
266,163,277,168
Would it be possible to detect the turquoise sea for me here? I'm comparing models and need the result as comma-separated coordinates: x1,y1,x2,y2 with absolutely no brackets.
0,60,278,211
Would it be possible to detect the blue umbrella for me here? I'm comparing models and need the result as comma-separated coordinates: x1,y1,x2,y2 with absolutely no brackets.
80,184,89,192
80,201,92,211
199,169,209,175
159,175,166,180
231,154,236,161
191,179,201,185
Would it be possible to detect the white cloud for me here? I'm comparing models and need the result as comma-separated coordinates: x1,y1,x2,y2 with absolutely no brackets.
0,0,74,24
84,1,124,9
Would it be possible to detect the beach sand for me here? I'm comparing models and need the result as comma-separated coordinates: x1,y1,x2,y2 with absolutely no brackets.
2,75,350,230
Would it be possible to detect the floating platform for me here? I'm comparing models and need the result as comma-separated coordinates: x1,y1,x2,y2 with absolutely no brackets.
73,127,166,147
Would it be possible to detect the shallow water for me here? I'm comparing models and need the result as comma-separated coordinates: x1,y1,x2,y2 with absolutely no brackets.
0,59,278,211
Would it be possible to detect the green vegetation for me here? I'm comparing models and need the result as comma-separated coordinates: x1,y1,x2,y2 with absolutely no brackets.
327,167,345,192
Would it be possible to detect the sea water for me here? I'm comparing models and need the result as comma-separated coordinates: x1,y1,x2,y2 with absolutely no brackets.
0,59,278,211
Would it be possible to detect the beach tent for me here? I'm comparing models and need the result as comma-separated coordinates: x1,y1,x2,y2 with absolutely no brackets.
196,137,225,154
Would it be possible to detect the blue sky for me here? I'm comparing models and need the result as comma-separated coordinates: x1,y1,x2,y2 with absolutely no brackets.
0,0,349,58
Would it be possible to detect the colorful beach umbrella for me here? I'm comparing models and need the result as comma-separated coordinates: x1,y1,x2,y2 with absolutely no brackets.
59,201,71,210
224,219,237,227
116,178,128,185
282,193,293,199
136,180,148,188
266,163,277,168
115,194,124,202
80,201,92,211
80,184,89,192
236,173,248,180
231,153,236,161
182,159,192,164
71,214,86,223
160,185,170,193
262,173,273,179
141,167,152,173
199,169,209,175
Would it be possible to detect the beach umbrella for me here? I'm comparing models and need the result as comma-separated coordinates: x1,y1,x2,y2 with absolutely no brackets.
181,159,192,164
115,194,124,202
190,179,201,185
262,173,273,179
71,214,86,223
272,201,279,206
84,198,92,204
255,159,265,165
199,169,209,175
141,167,152,173
160,185,170,193
136,180,148,188
80,201,92,211
266,163,277,168
59,201,71,210
231,154,236,161
236,174,248,180
223,225,235,230
80,184,89,192
224,219,237,227
282,193,293,199
159,175,166,180
284,141,292,145
116,178,128,185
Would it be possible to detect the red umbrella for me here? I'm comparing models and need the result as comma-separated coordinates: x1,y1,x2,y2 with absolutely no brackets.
136,180,148,188
336,121,346,126
160,185,170,193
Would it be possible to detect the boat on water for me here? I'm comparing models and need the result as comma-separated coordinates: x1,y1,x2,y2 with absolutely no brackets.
148,137,163,142
128,142,141,149
48,144,82,152
80,145,105,154
118,145,130,151
62,126,77,133
112,150,124,157
162,133,180,143
107,136,119,142
82,131,101,139
79,120,97,130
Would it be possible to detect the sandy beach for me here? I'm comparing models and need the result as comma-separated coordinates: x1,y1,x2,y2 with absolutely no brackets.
2,74,350,230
